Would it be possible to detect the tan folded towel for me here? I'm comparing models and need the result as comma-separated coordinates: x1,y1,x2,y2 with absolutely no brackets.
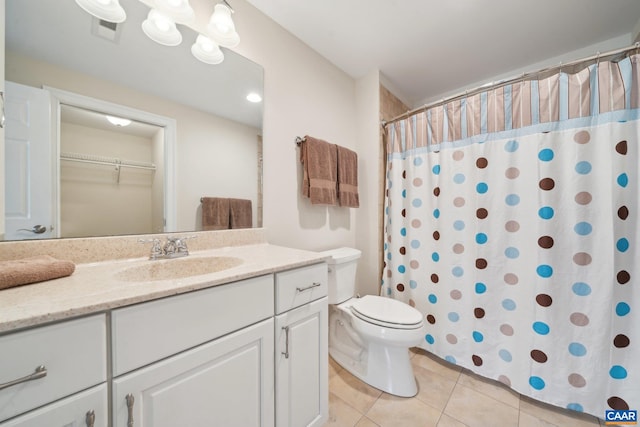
201,197,230,230
229,198,253,229
336,145,360,208
300,136,338,205
0,255,76,290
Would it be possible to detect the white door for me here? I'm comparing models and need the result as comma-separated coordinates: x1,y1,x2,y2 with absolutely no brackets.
275,298,328,427
4,81,54,240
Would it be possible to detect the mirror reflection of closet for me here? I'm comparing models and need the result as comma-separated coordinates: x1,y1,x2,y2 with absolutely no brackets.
59,105,165,238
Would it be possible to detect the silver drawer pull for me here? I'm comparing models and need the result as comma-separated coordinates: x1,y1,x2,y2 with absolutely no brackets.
86,410,96,427
126,394,135,427
296,282,321,293
281,326,290,359
0,365,47,391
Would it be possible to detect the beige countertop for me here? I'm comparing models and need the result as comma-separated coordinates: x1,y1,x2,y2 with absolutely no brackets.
0,243,328,334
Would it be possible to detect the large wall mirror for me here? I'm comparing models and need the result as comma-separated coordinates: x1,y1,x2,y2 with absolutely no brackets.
4,0,264,241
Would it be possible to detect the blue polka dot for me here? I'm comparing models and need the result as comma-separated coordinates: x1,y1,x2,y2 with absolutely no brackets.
448,312,460,322
475,283,487,294
409,280,418,289
476,182,488,194
432,252,440,262
411,240,420,249
433,209,440,219
499,349,512,362
616,302,630,316
476,233,488,244
529,376,546,390
568,342,587,357
432,165,441,175
572,282,591,296
575,161,592,174
401,189,407,198
453,220,465,230
505,194,520,206
412,198,422,208
454,173,466,184
386,252,392,260
502,299,516,311
617,173,629,187
428,294,438,304
536,265,553,278
425,334,435,344
538,206,554,219
445,355,457,364
398,265,406,273
413,157,423,166
505,140,519,152
574,222,592,236
538,148,554,161
505,247,520,259
452,266,464,277
610,365,628,379
533,321,550,335
617,238,629,252
472,331,484,342
567,403,584,412
400,227,407,236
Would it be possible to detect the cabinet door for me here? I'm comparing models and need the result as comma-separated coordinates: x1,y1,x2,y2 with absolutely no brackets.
113,318,274,427
0,384,107,427
275,297,328,427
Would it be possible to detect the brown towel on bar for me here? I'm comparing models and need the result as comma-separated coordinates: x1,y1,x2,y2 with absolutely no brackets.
201,197,230,230
0,255,76,290
336,145,360,208
229,198,253,229
300,135,338,205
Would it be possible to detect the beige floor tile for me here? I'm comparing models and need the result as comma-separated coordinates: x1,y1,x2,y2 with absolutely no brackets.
411,349,462,382
329,356,344,379
437,414,468,427
329,368,383,414
366,393,442,427
355,416,381,427
518,410,558,427
456,369,520,409
519,396,601,427
444,383,519,427
413,363,457,411
324,392,363,427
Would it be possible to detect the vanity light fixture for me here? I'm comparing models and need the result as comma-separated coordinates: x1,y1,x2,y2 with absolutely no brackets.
246,92,262,103
74,0,126,23
207,1,240,48
106,115,132,127
142,9,182,46
191,35,225,64
154,0,195,24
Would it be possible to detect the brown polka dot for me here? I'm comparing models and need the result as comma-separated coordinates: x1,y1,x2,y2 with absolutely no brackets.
505,221,520,232
453,197,465,207
538,236,554,249
608,396,630,410
402,170,407,179
505,167,520,179
475,258,488,269
617,270,630,284
530,350,548,363
574,130,590,144
396,284,405,292
476,208,488,219
504,273,519,285
446,334,458,344
453,244,465,254
431,274,439,283
413,177,423,187
570,312,590,326
474,308,485,318
568,373,586,388
410,260,420,269
433,187,441,197
433,231,440,240
498,375,511,387
614,334,630,348
539,178,555,191
409,299,416,307
618,206,629,220
500,324,514,336
386,270,392,278
401,209,406,217
536,294,553,307
399,247,406,255
575,192,592,205
426,314,436,324
573,252,592,266
452,150,464,161
616,140,628,155
411,219,422,228
472,355,483,366
476,157,488,168
450,290,462,300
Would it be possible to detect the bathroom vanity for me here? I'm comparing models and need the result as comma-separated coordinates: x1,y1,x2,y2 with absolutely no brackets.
0,230,328,427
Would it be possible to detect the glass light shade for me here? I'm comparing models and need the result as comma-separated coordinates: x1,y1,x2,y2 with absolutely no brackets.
154,0,195,24
74,0,126,23
141,9,182,46
207,4,240,48
106,115,132,126
191,35,224,65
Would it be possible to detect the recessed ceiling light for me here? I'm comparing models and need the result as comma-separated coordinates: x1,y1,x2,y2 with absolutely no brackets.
106,115,132,126
246,93,262,103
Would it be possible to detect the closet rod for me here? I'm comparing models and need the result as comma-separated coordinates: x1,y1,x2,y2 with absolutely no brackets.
60,152,156,171
382,42,640,127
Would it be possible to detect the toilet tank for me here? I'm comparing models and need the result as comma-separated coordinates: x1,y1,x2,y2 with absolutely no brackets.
319,247,361,304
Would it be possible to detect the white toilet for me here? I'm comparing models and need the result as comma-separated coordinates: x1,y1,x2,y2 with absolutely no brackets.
322,247,426,397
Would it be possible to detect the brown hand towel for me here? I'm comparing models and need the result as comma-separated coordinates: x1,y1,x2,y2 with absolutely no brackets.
300,136,338,205
336,145,360,208
229,198,253,229
201,197,230,230
0,255,76,290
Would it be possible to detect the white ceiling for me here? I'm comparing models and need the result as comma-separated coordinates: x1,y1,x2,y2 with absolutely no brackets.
247,0,640,107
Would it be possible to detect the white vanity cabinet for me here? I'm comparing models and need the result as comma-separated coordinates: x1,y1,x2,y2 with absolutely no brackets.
274,264,328,427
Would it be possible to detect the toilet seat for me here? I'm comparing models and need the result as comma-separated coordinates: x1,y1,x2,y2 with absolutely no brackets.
350,295,424,330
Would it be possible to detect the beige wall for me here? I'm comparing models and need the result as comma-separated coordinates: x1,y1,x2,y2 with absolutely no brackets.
0,0,4,239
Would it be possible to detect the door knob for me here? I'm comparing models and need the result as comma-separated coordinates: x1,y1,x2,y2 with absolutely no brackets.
18,225,47,234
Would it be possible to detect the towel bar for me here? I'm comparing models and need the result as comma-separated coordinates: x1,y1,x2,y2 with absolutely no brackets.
295,136,306,145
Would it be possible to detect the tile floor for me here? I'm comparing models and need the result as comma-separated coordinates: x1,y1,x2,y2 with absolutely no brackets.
325,347,613,427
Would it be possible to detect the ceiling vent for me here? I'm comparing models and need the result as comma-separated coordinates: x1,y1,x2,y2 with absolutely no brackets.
91,17,122,43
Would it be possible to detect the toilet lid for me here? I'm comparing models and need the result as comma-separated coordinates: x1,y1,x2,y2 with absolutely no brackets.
350,295,424,329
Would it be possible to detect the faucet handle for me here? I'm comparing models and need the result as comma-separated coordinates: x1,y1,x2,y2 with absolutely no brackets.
175,235,196,254
139,238,163,260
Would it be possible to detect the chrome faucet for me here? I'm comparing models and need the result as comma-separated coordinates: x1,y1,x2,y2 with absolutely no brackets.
139,236,196,260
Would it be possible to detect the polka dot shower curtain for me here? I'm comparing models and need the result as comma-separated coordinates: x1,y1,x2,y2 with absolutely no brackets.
382,53,639,418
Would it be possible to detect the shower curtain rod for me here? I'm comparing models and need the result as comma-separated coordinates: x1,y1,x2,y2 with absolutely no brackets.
381,42,640,127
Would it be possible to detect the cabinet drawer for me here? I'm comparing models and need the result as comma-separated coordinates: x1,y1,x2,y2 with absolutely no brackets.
0,315,107,422
112,274,274,376
275,263,327,314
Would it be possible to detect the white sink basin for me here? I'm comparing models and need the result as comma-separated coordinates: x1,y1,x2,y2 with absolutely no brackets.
115,256,243,282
